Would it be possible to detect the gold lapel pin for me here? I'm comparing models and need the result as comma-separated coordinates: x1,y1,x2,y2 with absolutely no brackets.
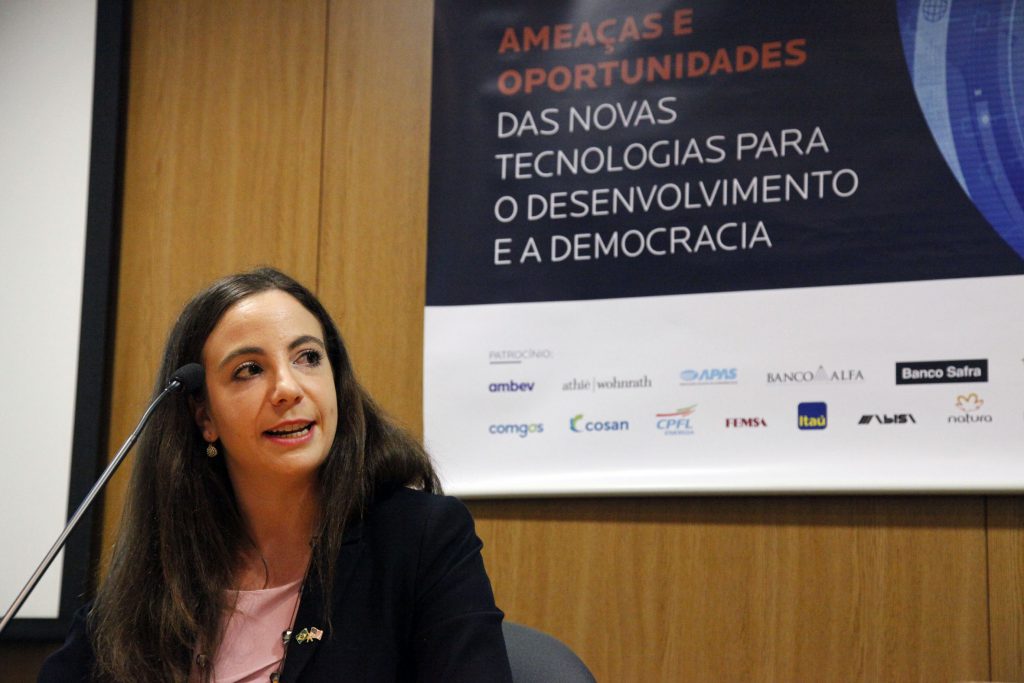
295,626,324,644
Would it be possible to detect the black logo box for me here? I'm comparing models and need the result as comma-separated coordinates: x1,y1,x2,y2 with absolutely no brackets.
895,359,988,384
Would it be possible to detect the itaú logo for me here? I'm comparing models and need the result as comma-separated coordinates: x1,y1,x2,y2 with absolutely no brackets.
569,414,630,432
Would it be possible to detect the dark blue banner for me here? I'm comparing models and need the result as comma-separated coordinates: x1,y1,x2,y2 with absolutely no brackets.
427,0,1024,306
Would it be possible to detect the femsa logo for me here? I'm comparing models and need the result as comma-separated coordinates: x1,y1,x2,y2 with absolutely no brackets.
797,402,827,430
679,368,737,385
569,414,630,432
488,423,544,438
656,406,696,435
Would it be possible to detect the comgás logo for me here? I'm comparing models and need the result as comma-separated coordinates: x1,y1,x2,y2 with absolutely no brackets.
656,406,696,435
895,359,987,384
767,366,864,384
797,402,827,430
488,423,544,438
569,414,630,432
679,368,737,385
488,380,535,393
948,392,992,424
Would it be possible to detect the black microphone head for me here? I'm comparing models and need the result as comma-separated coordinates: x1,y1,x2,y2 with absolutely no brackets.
170,363,205,394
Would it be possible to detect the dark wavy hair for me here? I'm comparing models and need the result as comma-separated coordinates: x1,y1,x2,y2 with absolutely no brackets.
90,267,439,682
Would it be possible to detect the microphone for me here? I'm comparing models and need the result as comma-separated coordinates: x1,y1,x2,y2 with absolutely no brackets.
0,363,205,634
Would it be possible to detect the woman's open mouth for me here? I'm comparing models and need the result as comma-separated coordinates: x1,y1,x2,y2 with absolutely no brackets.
264,422,315,440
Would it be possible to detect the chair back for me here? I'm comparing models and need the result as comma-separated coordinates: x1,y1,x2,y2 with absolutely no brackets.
502,621,597,683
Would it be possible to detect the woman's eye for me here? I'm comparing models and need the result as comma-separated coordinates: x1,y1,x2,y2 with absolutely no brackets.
297,349,322,367
232,361,262,380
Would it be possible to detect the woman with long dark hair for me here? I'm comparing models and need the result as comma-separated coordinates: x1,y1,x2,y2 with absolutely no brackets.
40,267,511,682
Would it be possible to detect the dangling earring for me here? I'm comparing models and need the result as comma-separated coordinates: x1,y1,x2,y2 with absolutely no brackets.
206,441,218,458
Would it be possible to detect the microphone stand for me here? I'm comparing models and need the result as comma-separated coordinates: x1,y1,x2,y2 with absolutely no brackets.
0,366,200,635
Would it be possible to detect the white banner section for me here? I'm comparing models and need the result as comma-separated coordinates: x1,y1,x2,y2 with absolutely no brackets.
424,275,1024,496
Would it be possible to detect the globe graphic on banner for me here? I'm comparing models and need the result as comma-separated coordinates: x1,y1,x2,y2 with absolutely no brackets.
898,0,1024,260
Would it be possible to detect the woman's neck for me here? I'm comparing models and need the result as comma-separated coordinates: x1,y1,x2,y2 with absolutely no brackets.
231,475,318,590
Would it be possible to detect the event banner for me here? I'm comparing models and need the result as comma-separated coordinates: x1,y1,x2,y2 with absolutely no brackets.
424,0,1024,495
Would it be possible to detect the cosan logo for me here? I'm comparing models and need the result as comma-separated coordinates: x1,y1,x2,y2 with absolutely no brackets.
797,402,827,430
656,406,696,435
948,393,993,424
569,414,630,433
488,380,535,393
488,423,544,438
724,417,766,428
679,368,738,385
858,414,916,425
767,366,864,384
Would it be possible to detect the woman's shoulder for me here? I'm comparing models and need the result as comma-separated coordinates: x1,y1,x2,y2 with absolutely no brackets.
366,487,474,536
362,489,481,552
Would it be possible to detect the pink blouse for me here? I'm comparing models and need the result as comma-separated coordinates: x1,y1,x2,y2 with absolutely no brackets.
207,578,303,683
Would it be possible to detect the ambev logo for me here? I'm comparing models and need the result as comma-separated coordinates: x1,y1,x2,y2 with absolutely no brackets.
488,380,535,393
797,402,827,430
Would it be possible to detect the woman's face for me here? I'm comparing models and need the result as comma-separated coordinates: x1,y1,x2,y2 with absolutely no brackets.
195,289,339,489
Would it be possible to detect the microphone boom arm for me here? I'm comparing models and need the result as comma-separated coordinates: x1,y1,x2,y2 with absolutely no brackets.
0,376,188,635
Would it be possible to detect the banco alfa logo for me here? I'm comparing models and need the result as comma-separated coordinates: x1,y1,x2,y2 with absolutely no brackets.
488,380,535,393
949,392,993,424
895,359,988,384
679,368,738,385
767,366,864,385
569,414,630,433
656,406,696,435
488,422,544,438
797,402,827,430
488,349,553,365
859,414,916,425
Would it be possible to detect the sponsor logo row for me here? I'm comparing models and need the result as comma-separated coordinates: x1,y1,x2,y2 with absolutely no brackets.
487,393,995,437
487,359,994,393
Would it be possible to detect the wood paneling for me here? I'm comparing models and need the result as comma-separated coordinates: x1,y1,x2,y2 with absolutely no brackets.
988,497,1024,682
468,497,990,682
102,0,328,562
74,3,1024,683
316,0,434,434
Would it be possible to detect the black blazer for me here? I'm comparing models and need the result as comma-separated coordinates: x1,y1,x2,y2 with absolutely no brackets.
39,488,513,682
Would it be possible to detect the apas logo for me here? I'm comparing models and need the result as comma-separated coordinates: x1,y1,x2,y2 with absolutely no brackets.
569,414,630,433
679,368,737,385
797,402,827,430
949,392,992,424
656,406,696,435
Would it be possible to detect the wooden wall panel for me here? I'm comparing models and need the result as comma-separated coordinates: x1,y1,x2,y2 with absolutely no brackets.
316,0,434,433
50,2,1018,683
102,0,328,559
988,497,1024,681
468,497,990,682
